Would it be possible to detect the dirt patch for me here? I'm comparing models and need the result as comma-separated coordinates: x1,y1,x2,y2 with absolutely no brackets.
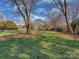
0,33,44,41
58,32,79,39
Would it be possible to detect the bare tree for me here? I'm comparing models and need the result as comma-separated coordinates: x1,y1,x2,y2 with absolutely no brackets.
69,1,79,34
53,0,73,33
49,13,60,31
11,0,35,33
68,1,79,22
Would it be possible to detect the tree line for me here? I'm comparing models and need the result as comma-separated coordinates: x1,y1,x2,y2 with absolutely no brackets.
32,0,79,35
2,0,79,34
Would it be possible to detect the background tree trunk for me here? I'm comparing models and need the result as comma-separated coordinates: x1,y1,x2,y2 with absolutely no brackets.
64,0,73,34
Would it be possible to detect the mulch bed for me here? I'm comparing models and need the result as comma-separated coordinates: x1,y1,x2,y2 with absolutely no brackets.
0,33,44,41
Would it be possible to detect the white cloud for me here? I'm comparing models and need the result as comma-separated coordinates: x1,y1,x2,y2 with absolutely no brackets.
36,0,73,5
36,0,52,5
30,14,48,21
50,8,60,16
12,6,18,12
51,8,60,13
59,0,74,3
41,0,52,3
31,14,43,20
31,8,61,21
34,8,46,14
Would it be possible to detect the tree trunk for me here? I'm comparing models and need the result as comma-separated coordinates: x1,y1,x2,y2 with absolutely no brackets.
26,16,30,33
74,23,79,35
22,0,30,33
64,0,73,34
64,14,73,34
15,0,30,33
23,16,30,33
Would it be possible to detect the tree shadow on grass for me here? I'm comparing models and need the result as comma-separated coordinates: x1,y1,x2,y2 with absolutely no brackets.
0,36,79,59
41,36,79,59
0,38,50,59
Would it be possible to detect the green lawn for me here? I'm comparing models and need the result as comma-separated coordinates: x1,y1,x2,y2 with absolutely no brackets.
0,31,79,59
0,30,23,36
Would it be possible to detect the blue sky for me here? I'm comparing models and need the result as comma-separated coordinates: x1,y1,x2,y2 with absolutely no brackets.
0,0,77,24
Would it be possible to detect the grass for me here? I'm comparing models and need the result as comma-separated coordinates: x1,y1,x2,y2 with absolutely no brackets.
0,31,79,59
0,30,23,36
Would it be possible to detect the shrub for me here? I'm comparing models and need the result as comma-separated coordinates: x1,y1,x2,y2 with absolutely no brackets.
0,21,18,30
